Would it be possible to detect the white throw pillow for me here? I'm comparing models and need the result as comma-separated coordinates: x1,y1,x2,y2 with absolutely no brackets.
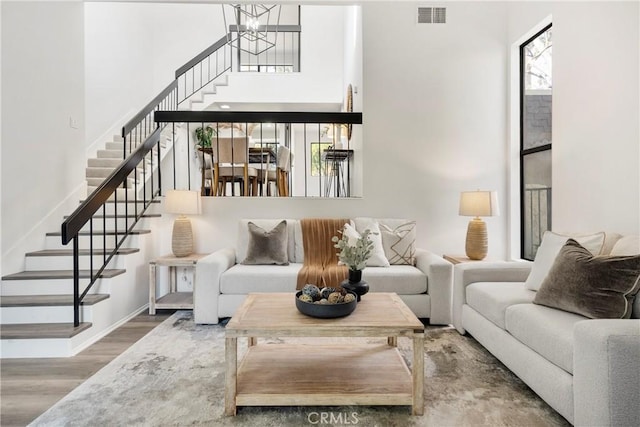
379,220,417,265
610,235,640,256
524,231,606,291
351,218,390,267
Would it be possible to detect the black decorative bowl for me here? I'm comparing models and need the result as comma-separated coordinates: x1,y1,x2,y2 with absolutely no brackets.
295,291,357,318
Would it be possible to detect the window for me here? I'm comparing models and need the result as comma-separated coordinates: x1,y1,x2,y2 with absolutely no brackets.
310,142,332,176
520,24,552,260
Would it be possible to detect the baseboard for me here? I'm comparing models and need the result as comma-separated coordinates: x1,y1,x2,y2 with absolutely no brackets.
70,304,150,356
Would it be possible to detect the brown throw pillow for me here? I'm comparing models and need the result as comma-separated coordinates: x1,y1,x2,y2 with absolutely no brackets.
241,220,289,265
534,239,640,319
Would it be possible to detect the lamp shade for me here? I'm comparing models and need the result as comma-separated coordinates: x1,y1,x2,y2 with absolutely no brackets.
459,191,499,217
165,190,201,215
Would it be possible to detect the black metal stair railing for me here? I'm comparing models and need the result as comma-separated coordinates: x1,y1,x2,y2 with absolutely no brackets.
61,127,163,327
176,34,232,106
58,32,241,327
60,25,303,327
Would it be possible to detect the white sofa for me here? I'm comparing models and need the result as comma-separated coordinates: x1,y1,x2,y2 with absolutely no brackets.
452,232,640,426
195,218,453,325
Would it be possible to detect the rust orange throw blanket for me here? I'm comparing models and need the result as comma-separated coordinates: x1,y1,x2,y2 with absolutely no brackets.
296,218,350,290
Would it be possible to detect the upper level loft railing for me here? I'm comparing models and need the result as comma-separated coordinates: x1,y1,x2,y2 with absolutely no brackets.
230,25,301,73
176,25,301,106
154,110,363,198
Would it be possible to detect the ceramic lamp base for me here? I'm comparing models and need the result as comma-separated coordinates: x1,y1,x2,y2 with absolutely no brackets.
172,216,193,257
465,217,487,260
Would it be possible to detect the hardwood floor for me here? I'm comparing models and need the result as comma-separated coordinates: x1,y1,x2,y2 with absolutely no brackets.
1,310,175,427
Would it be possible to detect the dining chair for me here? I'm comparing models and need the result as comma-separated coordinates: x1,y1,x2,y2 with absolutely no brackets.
257,145,291,196
196,148,214,196
209,137,258,196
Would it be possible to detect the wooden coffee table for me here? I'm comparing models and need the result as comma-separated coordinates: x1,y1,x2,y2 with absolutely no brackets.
224,292,424,416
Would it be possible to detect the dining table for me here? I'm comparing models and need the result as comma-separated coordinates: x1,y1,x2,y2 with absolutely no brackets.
196,146,277,196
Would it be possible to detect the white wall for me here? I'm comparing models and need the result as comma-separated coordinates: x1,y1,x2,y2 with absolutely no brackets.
551,1,639,233
507,1,640,244
170,1,511,261
85,2,225,148
361,2,509,258
211,5,346,105
85,2,155,148
1,1,85,274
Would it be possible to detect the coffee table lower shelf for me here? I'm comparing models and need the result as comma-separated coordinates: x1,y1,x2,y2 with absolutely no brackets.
233,343,413,409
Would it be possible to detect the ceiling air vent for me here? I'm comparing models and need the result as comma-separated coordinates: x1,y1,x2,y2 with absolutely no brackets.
417,7,446,24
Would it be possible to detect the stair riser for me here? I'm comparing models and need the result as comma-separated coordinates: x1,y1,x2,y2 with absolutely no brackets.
75,216,154,231
1,305,93,324
87,178,137,189
1,278,111,296
105,142,125,150
97,149,125,159
86,167,142,179
25,254,127,271
87,177,136,189
87,158,122,168
82,201,160,216
85,187,150,201
45,234,143,250
96,148,159,160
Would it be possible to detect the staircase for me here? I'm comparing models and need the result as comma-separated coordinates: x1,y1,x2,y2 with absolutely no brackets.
0,25,292,358
184,75,228,112
0,129,177,358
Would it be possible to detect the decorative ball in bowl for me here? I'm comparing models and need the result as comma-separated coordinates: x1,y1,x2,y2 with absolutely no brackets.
295,284,357,319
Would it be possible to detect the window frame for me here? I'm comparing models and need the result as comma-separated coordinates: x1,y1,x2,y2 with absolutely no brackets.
519,23,552,260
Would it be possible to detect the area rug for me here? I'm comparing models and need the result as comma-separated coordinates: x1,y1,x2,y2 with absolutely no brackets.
30,311,569,426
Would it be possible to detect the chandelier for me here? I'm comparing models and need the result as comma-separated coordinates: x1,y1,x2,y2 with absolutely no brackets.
222,4,282,56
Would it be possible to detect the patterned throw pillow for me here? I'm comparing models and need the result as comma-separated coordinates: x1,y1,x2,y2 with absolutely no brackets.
350,219,390,267
379,220,417,265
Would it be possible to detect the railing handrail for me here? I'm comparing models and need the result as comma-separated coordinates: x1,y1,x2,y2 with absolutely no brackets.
175,34,230,79
61,127,162,245
154,111,363,125
122,81,178,136
228,24,301,33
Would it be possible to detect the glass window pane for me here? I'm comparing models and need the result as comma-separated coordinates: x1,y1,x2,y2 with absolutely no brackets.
522,150,552,260
523,27,552,150
523,28,552,91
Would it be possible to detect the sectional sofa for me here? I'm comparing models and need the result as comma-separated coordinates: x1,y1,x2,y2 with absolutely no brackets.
452,232,640,426
195,218,453,325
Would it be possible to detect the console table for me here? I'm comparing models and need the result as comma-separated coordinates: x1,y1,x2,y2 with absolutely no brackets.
322,148,353,197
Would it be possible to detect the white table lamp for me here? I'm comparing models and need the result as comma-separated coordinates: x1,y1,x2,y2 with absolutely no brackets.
459,190,499,260
165,190,201,257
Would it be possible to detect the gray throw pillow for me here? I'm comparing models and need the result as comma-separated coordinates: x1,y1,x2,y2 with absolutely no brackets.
241,220,289,265
534,239,640,319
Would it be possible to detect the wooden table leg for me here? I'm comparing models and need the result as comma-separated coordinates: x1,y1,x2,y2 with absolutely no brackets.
149,263,156,315
387,336,397,347
169,266,176,293
412,331,425,415
225,337,237,416
248,337,257,347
